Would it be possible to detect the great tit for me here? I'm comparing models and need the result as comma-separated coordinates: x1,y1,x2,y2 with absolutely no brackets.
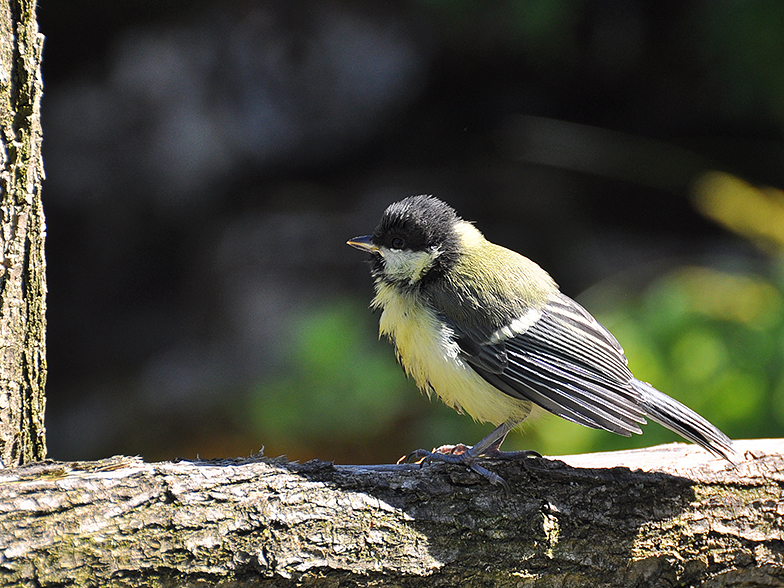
348,195,737,486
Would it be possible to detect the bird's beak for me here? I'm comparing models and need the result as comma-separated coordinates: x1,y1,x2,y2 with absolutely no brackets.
347,235,380,254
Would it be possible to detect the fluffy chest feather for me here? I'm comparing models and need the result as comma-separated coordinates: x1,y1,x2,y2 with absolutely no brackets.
372,281,531,425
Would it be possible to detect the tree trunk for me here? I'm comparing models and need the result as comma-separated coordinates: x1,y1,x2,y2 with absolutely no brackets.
0,440,781,587
0,0,46,466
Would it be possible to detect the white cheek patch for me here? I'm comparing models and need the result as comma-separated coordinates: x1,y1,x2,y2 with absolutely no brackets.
486,307,543,344
380,247,438,284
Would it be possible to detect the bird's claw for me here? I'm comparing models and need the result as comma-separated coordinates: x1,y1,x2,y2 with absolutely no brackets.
397,443,472,464
398,444,541,495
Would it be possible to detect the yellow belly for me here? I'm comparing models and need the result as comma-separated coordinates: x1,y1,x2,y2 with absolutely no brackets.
373,282,531,426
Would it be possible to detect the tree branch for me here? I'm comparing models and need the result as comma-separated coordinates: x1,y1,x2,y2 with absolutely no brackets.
1,439,782,587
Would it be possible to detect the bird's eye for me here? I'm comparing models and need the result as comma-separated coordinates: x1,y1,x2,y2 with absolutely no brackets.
391,237,405,250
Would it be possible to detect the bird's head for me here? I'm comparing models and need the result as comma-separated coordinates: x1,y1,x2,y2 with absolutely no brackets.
348,195,462,289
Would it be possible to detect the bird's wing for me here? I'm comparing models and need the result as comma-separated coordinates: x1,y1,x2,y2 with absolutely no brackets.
451,292,649,436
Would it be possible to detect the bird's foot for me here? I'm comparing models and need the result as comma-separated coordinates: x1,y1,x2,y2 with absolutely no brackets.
398,444,541,494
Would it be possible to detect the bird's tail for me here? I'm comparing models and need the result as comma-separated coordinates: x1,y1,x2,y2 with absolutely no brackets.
633,379,739,463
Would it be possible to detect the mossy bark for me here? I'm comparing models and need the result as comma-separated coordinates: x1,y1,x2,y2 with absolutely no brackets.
0,440,781,587
0,0,46,466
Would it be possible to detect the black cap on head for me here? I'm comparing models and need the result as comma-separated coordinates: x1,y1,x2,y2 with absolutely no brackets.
373,195,461,253
367,195,462,287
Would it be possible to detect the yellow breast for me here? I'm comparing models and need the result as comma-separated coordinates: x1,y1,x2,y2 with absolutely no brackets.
372,282,532,426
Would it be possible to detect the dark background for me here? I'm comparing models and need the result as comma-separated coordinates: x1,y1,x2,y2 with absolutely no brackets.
39,0,784,464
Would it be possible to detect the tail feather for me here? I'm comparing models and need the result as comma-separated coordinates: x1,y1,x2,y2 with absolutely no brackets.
633,380,739,463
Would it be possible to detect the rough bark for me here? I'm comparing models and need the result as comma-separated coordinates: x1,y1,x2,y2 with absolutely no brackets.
0,439,781,587
0,0,46,466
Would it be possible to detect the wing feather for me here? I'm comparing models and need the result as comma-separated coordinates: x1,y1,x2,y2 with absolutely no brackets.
452,292,648,436
440,289,736,460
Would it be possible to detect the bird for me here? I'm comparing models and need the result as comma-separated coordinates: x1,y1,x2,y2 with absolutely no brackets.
347,195,738,487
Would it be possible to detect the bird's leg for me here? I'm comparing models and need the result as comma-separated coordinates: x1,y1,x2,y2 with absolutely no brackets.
401,418,540,491
463,418,519,456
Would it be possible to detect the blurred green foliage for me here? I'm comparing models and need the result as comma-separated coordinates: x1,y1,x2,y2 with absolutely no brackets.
249,302,410,457
594,267,782,446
